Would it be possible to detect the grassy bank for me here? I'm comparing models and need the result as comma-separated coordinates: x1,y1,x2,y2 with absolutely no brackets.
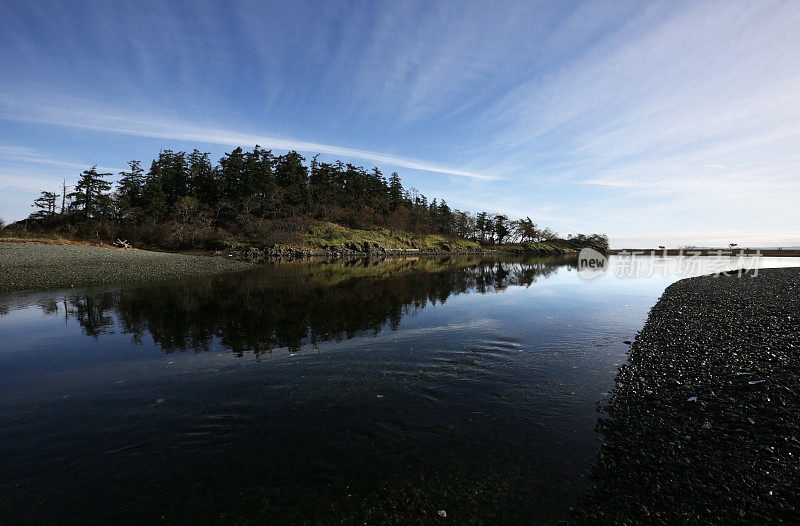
221,221,483,252
306,222,482,251
222,222,584,254
2,220,589,259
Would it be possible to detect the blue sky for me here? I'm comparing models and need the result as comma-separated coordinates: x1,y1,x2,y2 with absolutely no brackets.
1,0,798,247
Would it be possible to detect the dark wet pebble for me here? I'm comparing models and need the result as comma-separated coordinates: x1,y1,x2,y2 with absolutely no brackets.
572,268,800,525
0,241,255,292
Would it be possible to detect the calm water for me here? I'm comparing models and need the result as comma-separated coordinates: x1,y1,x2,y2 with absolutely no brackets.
1,255,797,524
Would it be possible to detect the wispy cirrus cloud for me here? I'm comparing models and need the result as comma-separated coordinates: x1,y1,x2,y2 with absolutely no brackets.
0,146,124,195
0,94,499,182
0,146,122,174
467,0,800,246
483,0,800,202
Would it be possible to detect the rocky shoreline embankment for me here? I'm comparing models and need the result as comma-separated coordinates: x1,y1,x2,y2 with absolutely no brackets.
214,241,572,262
0,238,580,292
573,267,800,524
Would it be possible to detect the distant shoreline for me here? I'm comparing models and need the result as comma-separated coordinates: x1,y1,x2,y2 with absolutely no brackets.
609,248,800,257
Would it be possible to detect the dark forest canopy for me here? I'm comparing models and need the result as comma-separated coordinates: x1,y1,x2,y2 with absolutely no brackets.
20,146,608,251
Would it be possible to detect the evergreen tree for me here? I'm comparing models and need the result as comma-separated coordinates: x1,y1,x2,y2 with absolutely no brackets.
31,191,59,218
437,200,453,234
275,150,308,209
309,160,338,218
244,146,276,215
484,216,494,243
218,147,247,201
150,150,189,207
513,217,538,243
453,210,475,239
493,214,510,244
188,149,217,205
140,177,168,223
115,160,145,220
68,166,113,219
367,167,389,214
388,172,404,210
476,212,490,242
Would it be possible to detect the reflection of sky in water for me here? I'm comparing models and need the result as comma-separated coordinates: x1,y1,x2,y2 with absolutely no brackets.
0,256,797,523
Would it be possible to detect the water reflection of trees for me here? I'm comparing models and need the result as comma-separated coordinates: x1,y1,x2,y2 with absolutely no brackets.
4,256,573,355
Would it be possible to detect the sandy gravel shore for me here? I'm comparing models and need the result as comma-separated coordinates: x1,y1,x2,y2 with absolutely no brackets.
0,241,256,293
574,267,800,524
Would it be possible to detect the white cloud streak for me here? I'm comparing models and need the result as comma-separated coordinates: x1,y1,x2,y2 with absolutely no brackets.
0,96,498,181
0,146,122,174
485,1,800,197
476,0,800,245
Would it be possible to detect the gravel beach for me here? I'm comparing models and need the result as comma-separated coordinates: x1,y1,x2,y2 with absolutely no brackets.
0,241,256,293
574,267,800,524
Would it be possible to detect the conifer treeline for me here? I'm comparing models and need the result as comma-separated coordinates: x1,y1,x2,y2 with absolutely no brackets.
26,145,608,249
